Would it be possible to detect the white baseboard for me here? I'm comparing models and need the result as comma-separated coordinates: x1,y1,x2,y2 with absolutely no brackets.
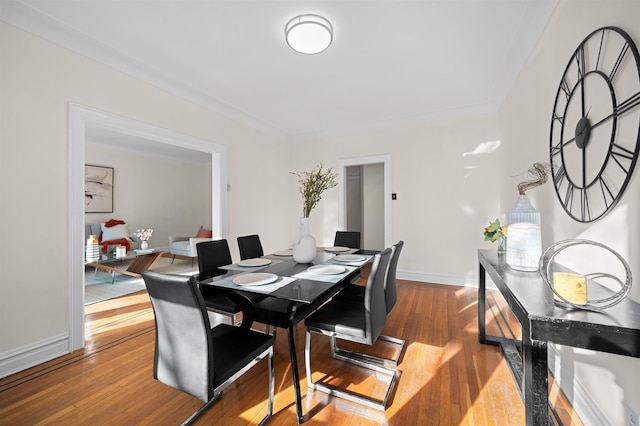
0,333,69,379
397,269,479,287
548,345,611,426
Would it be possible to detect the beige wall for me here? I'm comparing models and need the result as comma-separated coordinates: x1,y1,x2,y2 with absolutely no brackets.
498,0,640,423
0,22,291,357
289,114,502,283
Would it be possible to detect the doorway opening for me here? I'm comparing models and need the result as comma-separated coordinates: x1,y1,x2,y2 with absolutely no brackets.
337,155,392,249
68,104,228,351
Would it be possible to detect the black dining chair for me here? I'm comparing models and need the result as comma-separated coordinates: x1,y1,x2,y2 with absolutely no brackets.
304,247,399,410
142,271,275,426
333,241,406,365
196,239,263,326
333,231,361,249
237,234,264,260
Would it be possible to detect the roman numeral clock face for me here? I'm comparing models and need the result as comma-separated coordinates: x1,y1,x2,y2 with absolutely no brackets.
550,27,640,222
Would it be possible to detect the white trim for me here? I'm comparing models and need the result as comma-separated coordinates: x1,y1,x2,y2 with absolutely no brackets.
0,333,68,379
398,270,480,288
548,345,612,426
337,154,392,248
68,103,227,350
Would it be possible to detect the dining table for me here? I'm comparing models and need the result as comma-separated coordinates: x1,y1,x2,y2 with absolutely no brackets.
198,247,377,424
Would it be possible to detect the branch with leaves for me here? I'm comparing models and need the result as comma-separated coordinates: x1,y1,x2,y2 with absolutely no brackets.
291,162,338,218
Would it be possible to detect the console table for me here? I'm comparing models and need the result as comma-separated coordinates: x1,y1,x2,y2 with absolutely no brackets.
477,249,640,425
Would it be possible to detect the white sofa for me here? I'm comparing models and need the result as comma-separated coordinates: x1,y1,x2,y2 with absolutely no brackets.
168,226,212,265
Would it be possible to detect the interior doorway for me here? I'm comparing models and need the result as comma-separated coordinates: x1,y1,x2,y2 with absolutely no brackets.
68,104,228,351
345,164,385,250
338,155,392,250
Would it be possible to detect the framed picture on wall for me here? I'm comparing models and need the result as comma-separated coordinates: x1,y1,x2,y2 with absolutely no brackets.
85,165,113,213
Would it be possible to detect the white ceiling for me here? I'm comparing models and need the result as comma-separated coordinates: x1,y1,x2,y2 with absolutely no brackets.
2,0,558,143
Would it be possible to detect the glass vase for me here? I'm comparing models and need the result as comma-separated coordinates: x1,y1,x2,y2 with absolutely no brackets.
497,237,506,254
506,195,541,271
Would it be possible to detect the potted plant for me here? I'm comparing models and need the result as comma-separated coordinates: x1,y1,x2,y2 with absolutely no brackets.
291,162,338,262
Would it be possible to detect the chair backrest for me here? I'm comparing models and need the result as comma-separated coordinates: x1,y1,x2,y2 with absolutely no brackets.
385,241,404,313
364,247,392,344
196,239,232,280
142,271,214,403
334,231,361,249
237,234,264,260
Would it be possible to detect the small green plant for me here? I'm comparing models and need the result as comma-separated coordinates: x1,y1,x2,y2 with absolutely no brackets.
483,218,506,243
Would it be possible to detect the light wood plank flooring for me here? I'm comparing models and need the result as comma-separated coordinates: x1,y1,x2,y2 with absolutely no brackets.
0,280,582,425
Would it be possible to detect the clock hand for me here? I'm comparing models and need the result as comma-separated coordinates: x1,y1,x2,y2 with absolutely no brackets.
559,136,577,148
581,79,586,117
590,111,614,131
590,92,640,130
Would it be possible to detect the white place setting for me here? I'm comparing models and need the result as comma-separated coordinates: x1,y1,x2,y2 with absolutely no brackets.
328,254,372,267
221,257,282,272
292,263,357,283
213,272,295,294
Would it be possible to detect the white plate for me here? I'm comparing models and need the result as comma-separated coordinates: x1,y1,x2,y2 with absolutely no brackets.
307,264,347,275
325,246,350,253
334,254,365,262
237,258,272,267
232,273,278,286
273,249,293,256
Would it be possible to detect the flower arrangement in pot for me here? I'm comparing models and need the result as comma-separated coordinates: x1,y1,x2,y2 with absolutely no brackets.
290,162,338,262
134,228,153,250
507,162,550,270
483,219,507,253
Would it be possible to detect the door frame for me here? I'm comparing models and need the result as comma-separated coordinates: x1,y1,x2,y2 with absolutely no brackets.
68,103,228,351
337,154,392,248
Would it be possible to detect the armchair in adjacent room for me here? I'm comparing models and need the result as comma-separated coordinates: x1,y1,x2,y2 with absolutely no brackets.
168,226,213,265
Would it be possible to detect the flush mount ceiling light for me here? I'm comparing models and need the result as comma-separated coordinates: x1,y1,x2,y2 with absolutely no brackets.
285,14,333,54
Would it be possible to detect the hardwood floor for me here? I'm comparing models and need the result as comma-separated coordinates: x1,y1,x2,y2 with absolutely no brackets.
0,280,582,425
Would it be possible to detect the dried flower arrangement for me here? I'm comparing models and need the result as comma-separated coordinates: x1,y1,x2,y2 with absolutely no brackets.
516,162,551,195
291,162,338,218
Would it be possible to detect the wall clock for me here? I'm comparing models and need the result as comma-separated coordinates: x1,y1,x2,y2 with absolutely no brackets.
550,26,640,222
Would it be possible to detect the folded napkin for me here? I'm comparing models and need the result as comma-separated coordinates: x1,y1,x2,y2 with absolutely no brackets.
293,265,357,283
211,274,295,294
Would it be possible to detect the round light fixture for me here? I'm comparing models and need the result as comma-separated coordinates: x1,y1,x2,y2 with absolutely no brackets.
285,14,333,55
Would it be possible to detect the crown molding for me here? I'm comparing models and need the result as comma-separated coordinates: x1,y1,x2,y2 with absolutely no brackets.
0,1,288,141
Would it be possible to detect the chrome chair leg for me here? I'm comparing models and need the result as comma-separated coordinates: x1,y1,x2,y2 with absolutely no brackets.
180,393,222,426
332,334,405,366
306,330,399,411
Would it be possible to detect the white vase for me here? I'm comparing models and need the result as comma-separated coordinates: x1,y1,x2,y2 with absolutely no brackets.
85,235,100,261
292,217,317,263
140,240,149,250
506,195,541,272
